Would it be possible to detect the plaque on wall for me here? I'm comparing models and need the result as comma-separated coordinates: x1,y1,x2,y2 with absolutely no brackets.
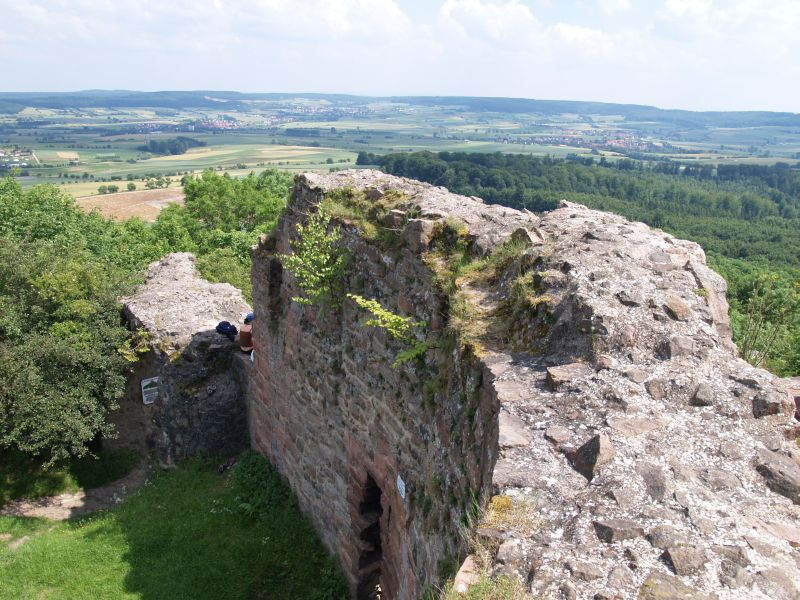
141,377,159,405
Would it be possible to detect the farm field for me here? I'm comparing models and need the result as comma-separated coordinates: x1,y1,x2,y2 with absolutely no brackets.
76,188,185,221
2,94,798,193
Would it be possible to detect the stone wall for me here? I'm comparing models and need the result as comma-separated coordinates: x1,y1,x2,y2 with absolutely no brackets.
248,171,800,600
247,172,526,598
123,253,252,466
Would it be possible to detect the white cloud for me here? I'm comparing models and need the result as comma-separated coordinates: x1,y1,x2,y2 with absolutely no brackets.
599,0,631,14
663,0,711,19
440,0,542,43
0,0,798,111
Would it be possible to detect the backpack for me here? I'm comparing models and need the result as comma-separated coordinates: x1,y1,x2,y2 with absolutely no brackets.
215,321,238,340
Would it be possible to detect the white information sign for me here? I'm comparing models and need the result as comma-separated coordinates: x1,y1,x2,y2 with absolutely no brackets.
141,377,159,405
396,474,406,500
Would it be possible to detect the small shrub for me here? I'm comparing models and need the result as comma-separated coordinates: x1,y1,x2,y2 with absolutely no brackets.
230,450,293,518
279,206,348,307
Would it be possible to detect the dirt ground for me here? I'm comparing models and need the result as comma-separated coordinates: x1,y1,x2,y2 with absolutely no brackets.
0,466,148,520
76,188,185,221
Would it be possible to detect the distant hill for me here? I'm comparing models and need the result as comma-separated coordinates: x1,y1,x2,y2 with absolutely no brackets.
1,90,799,127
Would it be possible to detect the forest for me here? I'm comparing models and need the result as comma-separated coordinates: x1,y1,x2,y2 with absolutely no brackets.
377,151,800,377
137,136,207,156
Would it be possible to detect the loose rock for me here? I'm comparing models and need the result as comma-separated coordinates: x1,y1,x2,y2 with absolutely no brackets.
547,363,594,391
755,448,800,504
752,391,784,418
638,572,713,599
690,383,714,407
662,547,707,576
647,525,688,550
593,519,645,543
664,294,691,321
569,434,615,480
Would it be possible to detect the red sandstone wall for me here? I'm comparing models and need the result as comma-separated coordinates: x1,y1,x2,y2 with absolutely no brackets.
247,178,499,599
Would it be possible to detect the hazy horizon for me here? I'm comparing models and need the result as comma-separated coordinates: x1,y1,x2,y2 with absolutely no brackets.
3,88,800,116
2,0,799,113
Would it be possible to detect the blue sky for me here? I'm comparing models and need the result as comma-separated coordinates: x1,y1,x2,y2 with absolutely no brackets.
2,0,798,112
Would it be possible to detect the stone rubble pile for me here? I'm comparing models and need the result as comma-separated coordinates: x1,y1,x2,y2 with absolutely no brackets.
482,201,800,599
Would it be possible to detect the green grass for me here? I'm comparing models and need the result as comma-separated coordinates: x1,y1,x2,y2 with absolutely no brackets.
437,574,529,600
0,449,141,506
0,455,347,600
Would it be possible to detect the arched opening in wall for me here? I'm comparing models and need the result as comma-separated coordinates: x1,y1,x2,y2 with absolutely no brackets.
356,474,384,600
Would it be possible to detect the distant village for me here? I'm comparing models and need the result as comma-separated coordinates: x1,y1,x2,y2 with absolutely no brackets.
0,147,36,170
492,132,665,152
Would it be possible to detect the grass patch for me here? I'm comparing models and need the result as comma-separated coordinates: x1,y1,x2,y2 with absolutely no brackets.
425,237,535,354
439,574,530,600
0,453,347,600
480,494,541,537
321,186,413,249
0,449,141,506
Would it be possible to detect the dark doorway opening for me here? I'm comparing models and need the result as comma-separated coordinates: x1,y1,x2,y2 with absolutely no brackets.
356,475,384,600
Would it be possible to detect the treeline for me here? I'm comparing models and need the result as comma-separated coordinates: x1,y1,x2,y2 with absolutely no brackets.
377,151,800,267
377,151,800,376
137,136,206,156
0,170,292,464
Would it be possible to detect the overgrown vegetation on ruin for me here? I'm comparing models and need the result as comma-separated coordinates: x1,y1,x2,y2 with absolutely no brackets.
423,224,553,357
0,170,291,465
425,494,537,600
280,192,432,366
0,455,347,599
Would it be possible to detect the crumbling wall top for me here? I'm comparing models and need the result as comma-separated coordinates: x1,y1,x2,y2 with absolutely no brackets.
297,170,539,255
123,252,251,352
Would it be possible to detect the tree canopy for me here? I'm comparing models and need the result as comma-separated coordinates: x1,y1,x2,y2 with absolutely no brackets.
0,169,292,464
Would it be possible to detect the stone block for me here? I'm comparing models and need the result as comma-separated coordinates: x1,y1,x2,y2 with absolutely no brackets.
756,448,800,504
569,434,615,480
547,362,593,391
662,547,707,575
593,519,644,543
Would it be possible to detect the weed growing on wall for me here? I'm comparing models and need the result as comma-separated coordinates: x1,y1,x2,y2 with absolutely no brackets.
346,293,422,340
346,293,432,366
279,205,348,307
